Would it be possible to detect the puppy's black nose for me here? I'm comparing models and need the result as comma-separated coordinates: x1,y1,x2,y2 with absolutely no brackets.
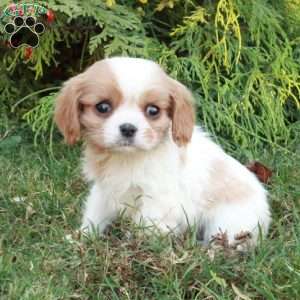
119,123,137,138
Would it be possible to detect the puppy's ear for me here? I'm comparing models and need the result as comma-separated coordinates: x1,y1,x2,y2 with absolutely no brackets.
54,75,84,144
169,79,195,146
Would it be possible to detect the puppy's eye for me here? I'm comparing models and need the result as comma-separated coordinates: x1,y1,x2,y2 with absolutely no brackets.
95,101,112,114
145,105,160,118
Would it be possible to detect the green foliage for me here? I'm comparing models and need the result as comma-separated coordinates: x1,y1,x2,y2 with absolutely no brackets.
165,0,300,151
0,139,300,299
0,0,299,153
22,92,57,147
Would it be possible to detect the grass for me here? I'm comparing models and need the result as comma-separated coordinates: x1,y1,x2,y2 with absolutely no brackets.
0,127,299,300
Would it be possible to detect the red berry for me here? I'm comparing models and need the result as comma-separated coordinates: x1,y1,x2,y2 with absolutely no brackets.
18,8,24,16
246,161,272,184
24,47,33,59
46,10,55,23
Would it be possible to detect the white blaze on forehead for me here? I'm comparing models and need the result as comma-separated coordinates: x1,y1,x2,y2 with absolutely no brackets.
105,57,163,102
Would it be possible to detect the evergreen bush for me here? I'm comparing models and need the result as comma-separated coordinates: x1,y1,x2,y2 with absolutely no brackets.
0,0,299,153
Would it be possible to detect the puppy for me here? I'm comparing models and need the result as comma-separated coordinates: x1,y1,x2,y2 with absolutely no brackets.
55,57,271,246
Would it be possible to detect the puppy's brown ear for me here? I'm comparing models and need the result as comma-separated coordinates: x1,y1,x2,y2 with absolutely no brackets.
54,75,84,144
169,79,195,146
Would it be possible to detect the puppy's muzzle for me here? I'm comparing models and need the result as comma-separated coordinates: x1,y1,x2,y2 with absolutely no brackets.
119,123,137,138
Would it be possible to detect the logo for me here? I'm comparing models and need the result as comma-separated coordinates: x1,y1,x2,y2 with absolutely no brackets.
1,3,49,48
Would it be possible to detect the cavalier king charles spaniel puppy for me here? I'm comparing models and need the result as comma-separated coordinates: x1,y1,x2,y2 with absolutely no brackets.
55,57,270,247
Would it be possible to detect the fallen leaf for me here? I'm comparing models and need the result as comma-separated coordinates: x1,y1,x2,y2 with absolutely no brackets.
246,161,272,184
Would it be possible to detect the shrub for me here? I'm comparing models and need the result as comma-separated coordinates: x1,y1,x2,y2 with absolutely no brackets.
0,0,299,153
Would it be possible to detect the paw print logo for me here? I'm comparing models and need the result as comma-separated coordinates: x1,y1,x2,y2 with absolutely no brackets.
4,16,45,48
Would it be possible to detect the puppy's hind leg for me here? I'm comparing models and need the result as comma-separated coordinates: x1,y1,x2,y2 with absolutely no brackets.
81,184,119,235
202,192,271,249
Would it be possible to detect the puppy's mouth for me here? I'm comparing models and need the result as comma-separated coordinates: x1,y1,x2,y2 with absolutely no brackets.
118,139,134,147
113,138,137,151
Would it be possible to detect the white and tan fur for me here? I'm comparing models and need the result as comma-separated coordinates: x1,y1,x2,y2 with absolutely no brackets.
55,57,271,246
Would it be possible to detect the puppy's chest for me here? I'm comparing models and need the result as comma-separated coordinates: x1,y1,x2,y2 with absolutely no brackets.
119,185,144,216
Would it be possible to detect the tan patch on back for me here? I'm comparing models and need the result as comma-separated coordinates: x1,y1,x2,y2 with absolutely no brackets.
204,159,255,208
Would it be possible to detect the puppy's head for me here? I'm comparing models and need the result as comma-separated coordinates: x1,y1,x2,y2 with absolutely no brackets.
54,57,195,152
